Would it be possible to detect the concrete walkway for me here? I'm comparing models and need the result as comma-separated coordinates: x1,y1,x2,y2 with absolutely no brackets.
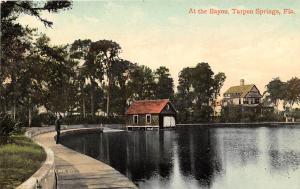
33,130,138,189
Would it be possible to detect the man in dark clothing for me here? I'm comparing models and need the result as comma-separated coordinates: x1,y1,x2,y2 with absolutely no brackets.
55,115,62,144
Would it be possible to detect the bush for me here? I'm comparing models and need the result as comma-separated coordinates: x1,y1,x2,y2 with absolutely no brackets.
37,112,56,126
220,105,284,123
0,113,20,144
291,108,300,119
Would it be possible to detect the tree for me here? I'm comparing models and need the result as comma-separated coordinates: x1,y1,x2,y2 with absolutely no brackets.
33,35,78,115
1,0,72,77
175,67,194,123
154,66,174,100
175,63,226,123
285,77,300,107
70,39,92,118
127,65,156,101
109,59,135,115
0,23,33,120
1,0,72,123
1,1,72,27
190,63,215,122
86,40,121,116
212,72,226,116
264,77,286,112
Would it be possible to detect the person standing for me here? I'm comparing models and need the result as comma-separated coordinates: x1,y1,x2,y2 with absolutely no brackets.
55,115,62,144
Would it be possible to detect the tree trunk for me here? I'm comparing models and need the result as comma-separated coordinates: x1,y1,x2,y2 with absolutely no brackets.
106,75,111,117
106,93,109,117
4,101,7,113
83,97,86,118
275,99,279,114
12,73,16,120
91,92,94,117
28,107,32,127
12,103,16,120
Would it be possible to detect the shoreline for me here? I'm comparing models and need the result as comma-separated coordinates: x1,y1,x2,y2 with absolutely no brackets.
176,122,300,128
20,126,137,189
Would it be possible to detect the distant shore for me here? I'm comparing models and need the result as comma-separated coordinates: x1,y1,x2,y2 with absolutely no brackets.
176,122,300,128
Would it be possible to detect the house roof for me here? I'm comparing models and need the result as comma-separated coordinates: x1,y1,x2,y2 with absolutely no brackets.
224,84,256,98
125,99,170,115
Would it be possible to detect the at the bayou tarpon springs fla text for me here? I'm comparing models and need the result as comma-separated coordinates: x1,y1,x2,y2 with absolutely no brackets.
189,8,295,15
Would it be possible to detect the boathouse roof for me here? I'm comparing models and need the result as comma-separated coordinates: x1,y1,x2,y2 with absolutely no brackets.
125,99,173,115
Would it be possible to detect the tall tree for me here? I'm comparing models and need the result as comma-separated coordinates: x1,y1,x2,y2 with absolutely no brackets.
154,66,174,100
285,77,300,107
212,72,226,116
70,39,92,118
127,65,156,101
84,40,121,116
264,77,286,111
1,0,72,121
190,63,215,122
175,67,194,122
109,59,135,115
175,63,226,123
34,35,77,114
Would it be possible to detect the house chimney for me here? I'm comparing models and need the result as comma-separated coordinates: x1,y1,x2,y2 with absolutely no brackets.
240,79,245,86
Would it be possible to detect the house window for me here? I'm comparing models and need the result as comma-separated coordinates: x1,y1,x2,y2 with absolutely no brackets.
146,114,151,124
133,115,138,124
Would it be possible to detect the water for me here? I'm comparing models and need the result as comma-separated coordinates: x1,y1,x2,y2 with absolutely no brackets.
61,126,300,189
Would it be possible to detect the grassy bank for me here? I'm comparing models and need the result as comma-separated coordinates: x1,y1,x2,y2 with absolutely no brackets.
0,135,46,189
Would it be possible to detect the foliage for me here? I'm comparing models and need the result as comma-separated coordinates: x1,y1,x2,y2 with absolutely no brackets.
220,105,284,123
264,78,286,108
292,108,300,119
154,66,174,100
175,63,226,123
1,1,72,27
284,77,300,107
0,113,20,143
127,65,156,100
0,135,46,189
1,0,73,127
264,77,300,110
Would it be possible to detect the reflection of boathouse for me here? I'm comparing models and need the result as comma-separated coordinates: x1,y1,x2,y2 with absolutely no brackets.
125,99,177,130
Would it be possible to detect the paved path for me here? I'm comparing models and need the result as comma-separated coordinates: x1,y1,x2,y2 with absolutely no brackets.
33,130,138,189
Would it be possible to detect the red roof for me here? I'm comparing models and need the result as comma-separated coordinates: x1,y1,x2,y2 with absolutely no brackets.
125,99,170,115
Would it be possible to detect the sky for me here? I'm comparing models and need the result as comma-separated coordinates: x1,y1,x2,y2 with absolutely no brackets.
18,0,300,94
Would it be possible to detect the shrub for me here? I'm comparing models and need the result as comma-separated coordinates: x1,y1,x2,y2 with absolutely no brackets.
220,105,284,123
0,113,20,144
37,112,56,126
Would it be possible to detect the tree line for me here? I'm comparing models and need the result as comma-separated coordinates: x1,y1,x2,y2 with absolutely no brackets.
1,1,228,126
1,29,226,125
264,77,300,112
3,1,297,126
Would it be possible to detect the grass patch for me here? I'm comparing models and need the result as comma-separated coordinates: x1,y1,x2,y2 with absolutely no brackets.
0,135,46,189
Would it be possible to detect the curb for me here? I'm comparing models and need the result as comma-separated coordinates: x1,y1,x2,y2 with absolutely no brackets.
16,131,56,189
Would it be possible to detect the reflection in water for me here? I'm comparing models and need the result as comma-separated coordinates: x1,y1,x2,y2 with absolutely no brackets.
61,127,300,189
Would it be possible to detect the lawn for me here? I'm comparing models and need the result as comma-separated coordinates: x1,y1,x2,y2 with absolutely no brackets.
0,135,46,189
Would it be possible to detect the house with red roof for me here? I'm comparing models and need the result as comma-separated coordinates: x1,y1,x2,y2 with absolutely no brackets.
125,99,177,130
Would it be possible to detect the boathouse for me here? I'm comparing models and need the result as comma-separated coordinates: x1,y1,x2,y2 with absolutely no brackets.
125,99,177,130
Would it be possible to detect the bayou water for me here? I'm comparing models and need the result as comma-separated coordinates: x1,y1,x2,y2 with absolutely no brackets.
61,126,300,189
